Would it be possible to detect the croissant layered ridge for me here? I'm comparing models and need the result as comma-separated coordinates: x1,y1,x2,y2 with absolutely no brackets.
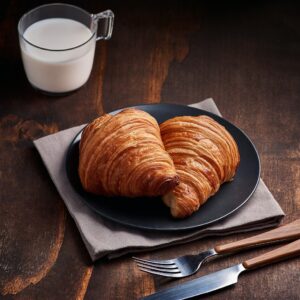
78,108,179,197
160,115,240,218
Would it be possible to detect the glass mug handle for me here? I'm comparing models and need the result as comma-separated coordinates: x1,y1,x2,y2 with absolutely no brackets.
92,10,114,41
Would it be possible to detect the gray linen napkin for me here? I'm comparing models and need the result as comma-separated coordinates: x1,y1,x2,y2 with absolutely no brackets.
34,98,284,261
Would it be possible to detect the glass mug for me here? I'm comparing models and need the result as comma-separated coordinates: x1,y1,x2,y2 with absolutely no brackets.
18,3,114,95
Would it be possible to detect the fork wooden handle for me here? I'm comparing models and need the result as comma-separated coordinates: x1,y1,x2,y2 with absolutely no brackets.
214,219,300,254
243,238,300,269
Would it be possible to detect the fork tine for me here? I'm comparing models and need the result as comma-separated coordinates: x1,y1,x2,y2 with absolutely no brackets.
136,261,178,270
133,259,177,269
132,256,176,266
138,267,183,278
136,263,180,273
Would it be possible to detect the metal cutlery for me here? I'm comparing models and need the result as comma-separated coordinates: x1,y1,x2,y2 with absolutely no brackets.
142,238,300,299
134,218,300,278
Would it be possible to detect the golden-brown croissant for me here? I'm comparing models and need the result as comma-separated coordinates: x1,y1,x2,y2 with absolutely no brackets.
78,108,179,197
160,115,240,218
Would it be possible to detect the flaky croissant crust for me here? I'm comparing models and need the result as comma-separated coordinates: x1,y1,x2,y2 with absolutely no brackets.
78,108,179,197
160,115,240,218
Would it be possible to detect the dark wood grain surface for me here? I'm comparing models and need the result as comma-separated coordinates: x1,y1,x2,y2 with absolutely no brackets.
1,1,299,299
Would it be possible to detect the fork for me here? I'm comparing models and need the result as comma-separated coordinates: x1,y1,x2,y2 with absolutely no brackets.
133,218,300,278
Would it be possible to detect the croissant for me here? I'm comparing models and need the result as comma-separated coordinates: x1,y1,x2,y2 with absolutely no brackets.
160,115,240,218
78,108,179,197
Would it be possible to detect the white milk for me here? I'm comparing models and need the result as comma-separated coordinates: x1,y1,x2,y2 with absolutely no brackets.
21,18,95,93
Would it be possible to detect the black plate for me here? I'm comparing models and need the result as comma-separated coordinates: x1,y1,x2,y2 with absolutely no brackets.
66,103,260,231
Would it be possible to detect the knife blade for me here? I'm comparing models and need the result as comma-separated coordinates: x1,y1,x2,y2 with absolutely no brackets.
141,264,246,300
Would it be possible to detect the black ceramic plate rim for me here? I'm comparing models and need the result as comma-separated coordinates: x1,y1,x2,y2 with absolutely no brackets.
66,103,261,231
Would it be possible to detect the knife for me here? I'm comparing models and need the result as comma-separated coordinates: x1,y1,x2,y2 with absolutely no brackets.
142,239,300,300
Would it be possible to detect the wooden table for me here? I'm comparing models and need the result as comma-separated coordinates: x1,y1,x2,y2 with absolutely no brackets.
1,1,299,299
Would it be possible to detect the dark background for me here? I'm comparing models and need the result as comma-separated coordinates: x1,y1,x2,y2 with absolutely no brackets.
0,1,299,299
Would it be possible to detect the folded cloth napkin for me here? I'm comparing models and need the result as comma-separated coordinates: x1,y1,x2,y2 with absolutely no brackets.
34,98,284,261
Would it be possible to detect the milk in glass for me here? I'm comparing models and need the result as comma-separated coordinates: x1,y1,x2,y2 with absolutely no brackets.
20,18,95,93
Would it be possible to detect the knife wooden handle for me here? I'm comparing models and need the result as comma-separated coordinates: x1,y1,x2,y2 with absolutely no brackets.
214,219,300,254
243,238,300,269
